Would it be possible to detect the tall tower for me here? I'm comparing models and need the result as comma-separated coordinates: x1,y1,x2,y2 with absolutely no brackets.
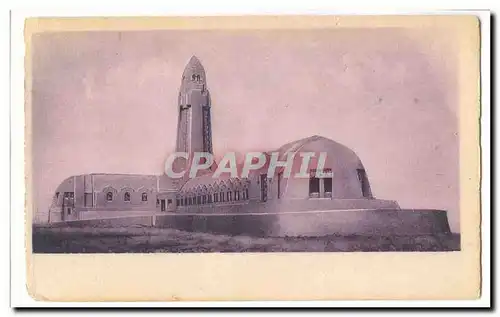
175,56,213,167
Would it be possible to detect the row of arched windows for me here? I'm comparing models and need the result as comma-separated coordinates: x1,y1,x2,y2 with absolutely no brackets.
176,188,249,207
176,178,251,207
106,192,148,202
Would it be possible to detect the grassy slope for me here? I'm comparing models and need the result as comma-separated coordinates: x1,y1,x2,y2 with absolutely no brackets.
32,225,461,253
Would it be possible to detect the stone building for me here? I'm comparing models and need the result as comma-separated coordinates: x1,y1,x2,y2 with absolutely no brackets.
48,56,401,223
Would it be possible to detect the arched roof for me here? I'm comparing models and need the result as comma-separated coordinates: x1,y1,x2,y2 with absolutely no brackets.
275,135,364,169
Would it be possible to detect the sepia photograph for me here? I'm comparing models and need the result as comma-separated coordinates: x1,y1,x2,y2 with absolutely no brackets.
31,26,461,253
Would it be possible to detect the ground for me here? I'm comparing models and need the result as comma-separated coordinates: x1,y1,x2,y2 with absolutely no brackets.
32,225,460,253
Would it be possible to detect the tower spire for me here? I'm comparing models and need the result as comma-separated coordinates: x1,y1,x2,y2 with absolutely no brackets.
175,56,213,173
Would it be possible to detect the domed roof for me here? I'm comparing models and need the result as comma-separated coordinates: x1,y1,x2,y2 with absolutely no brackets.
276,135,363,167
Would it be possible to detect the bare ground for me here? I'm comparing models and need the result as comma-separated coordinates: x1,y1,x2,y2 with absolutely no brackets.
32,225,460,253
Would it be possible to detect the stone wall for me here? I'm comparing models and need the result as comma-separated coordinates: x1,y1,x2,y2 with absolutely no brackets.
43,208,452,237
154,209,451,237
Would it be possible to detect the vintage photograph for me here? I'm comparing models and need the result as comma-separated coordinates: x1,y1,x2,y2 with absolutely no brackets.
30,25,461,253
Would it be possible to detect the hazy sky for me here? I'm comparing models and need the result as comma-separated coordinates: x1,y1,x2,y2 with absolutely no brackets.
31,28,460,231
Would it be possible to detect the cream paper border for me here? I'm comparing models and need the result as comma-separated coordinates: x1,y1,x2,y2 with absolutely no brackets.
24,15,481,301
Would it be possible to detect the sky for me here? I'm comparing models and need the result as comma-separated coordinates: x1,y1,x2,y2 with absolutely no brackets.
31,28,460,232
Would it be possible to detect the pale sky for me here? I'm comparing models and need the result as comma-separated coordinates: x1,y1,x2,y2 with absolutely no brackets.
31,28,460,231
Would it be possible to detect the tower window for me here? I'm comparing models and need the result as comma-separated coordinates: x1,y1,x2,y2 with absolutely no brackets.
277,172,282,199
106,192,113,202
142,193,148,202
124,192,131,202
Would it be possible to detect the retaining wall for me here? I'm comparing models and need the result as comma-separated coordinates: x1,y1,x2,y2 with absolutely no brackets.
38,209,451,237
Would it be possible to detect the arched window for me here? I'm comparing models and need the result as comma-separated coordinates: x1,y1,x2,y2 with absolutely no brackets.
213,193,218,203
192,74,196,81
106,192,113,201
235,191,239,201
124,192,131,202
142,192,148,202
220,192,224,202
227,191,232,201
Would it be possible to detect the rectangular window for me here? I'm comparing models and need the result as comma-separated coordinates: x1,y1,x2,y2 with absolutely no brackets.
63,192,75,206
84,193,93,207
357,169,370,198
323,168,333,198
309,170,320,197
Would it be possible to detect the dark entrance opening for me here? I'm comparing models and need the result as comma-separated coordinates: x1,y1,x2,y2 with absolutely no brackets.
160,199,166,212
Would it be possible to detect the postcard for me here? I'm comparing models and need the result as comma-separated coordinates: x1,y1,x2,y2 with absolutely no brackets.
23,15,481,301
